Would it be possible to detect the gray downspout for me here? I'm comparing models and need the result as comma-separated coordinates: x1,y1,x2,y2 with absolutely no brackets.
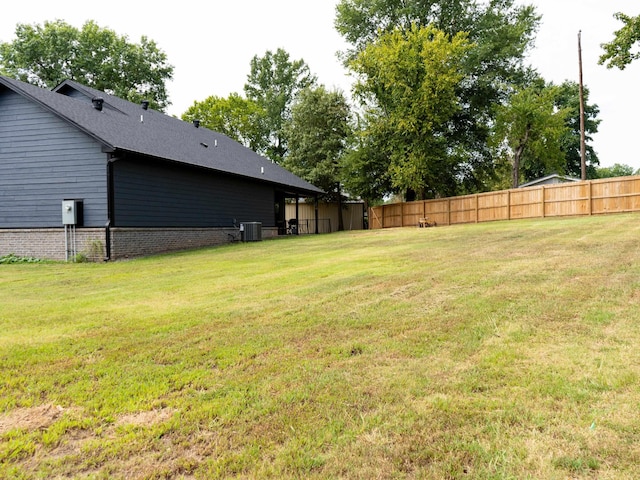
105,158,115,261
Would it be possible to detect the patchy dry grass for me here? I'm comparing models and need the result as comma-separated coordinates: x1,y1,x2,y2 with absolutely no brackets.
2,214,640,478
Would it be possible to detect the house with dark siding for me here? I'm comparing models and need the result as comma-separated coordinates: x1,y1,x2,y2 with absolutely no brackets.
0,75,323,260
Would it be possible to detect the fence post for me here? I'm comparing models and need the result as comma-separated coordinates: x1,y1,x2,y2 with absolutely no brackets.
588,181,593,215
475,194,479,223
507,190,511,221
541,186,546,218
447,199,451,225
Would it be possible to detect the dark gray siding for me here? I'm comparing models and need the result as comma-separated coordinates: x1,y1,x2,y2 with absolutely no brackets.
113,158,275,227
0,89,108,227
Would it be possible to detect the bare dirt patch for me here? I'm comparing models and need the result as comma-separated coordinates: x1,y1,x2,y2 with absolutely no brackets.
115,408,175,427
0,404,66,434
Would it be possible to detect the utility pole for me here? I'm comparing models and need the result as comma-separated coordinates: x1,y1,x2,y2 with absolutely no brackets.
578,30,587,180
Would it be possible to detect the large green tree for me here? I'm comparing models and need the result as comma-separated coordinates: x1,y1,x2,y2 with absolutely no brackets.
599,13,640,69
493,84,569,188
0,20,173,111
348,23,471,199
552,81,600,179
181,94,268,153
282,86,352,229
335,0,541,195
244,48,317,163
341,117,394,205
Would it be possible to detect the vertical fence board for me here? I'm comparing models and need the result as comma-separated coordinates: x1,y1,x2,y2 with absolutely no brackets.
509,188,543,219
385,204,403,228
369,206,383,229
424,199,450,226
477,191,509,222
403,201,423,227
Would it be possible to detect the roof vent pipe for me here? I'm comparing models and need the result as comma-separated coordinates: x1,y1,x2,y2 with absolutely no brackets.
141,100,149,110
92,97,104,111
193,119,200,128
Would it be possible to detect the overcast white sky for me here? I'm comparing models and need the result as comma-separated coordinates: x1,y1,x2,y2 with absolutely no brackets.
1,1,638,170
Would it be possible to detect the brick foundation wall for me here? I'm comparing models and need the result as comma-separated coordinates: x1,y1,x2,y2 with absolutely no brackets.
1,226,280,261
0,228,107,261
109,227,228,259
109,227,278,259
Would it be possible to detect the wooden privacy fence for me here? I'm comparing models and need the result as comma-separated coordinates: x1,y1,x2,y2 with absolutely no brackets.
369,176,640,229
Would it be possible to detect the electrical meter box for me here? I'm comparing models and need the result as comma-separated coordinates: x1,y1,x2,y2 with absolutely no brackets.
62,199,83,225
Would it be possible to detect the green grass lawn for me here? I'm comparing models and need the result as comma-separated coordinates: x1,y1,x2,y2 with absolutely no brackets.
2,214,640,479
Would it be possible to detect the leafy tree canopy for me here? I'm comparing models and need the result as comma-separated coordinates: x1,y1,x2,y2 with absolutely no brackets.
341,115,394,205
181,94,268,153
349,23,471,199
492,84,569,188
595,163,637,179
335,0,541,196
336,0,539,74
282,86,352,201
335,0,541,111
244,48,317,163
599,13,640,70
0,20,174,111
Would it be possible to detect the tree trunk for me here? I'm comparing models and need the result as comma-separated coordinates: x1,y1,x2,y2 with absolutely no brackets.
512,126,530,188
512,149,522,188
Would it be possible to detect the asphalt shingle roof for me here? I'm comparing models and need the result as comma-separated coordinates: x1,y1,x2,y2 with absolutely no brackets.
0,75,323,196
